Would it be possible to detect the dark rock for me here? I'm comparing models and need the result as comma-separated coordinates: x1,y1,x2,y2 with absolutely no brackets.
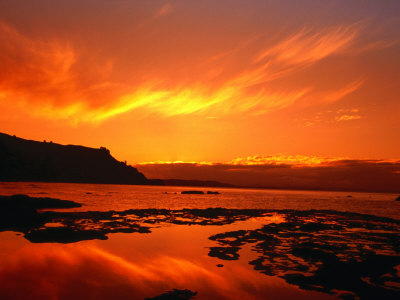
396,196,400,201
0,194,81,232
0,194,81,209
25,227,108,243
206,191,220,194
208,246,241,260
145,289,197,300
181,190,204,194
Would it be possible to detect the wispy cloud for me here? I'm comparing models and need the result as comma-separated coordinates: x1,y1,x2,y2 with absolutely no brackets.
0,20,386,124
155,3,172,18
320,80,364,104
335,114,362,122
297,108,363,127
255,25,358,66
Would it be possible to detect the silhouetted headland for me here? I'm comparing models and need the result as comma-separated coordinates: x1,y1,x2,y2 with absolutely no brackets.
0,132,160,185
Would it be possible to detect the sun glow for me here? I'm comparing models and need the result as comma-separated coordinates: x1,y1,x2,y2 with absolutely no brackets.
0,1,399,163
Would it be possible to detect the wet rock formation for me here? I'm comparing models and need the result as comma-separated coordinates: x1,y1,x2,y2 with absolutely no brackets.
208,210,400,300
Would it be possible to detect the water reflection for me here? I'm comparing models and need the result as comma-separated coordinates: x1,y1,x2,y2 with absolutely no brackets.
0,229,332,300
1,194,399,299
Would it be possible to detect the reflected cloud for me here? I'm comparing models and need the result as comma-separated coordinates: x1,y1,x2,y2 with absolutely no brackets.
0,244,218,300
0,208,398,299
0,235,306,300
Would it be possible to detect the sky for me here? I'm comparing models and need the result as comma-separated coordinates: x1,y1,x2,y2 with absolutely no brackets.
0,1,399,188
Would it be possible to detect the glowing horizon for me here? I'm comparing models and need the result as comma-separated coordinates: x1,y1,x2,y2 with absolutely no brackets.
1,1,399,165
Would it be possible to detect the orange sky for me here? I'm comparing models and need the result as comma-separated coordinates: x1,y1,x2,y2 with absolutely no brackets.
0,0,399,165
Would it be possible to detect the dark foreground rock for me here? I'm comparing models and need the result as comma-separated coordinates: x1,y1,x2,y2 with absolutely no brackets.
0,194,81,231
0,194,81,209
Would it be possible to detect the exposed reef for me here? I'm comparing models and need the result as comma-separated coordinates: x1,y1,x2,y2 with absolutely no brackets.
206,191,220,194
208,210,400,300
145,289,197,300
0,194,81,232
0,194,81,209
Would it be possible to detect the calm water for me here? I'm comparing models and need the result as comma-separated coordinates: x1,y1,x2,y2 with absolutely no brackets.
1,182,399,300
0,182,399,218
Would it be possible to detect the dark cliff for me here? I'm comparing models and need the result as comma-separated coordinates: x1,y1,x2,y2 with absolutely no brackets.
0,132,150,185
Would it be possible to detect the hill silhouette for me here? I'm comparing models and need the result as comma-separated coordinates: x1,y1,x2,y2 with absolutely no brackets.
0,132,152,185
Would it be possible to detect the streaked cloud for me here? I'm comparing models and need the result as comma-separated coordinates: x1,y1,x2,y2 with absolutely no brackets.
155,3,172,18
320,80,364,104
0,18,378,124
255,25,358,66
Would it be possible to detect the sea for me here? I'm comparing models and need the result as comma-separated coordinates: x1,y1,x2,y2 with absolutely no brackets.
0,182,399,300
0,182,399,218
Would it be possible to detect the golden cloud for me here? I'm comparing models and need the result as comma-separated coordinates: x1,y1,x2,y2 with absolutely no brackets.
0,20,377,124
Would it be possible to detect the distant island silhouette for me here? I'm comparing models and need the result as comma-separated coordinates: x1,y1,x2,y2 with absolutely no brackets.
0,132,160,185
163,179,235,188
